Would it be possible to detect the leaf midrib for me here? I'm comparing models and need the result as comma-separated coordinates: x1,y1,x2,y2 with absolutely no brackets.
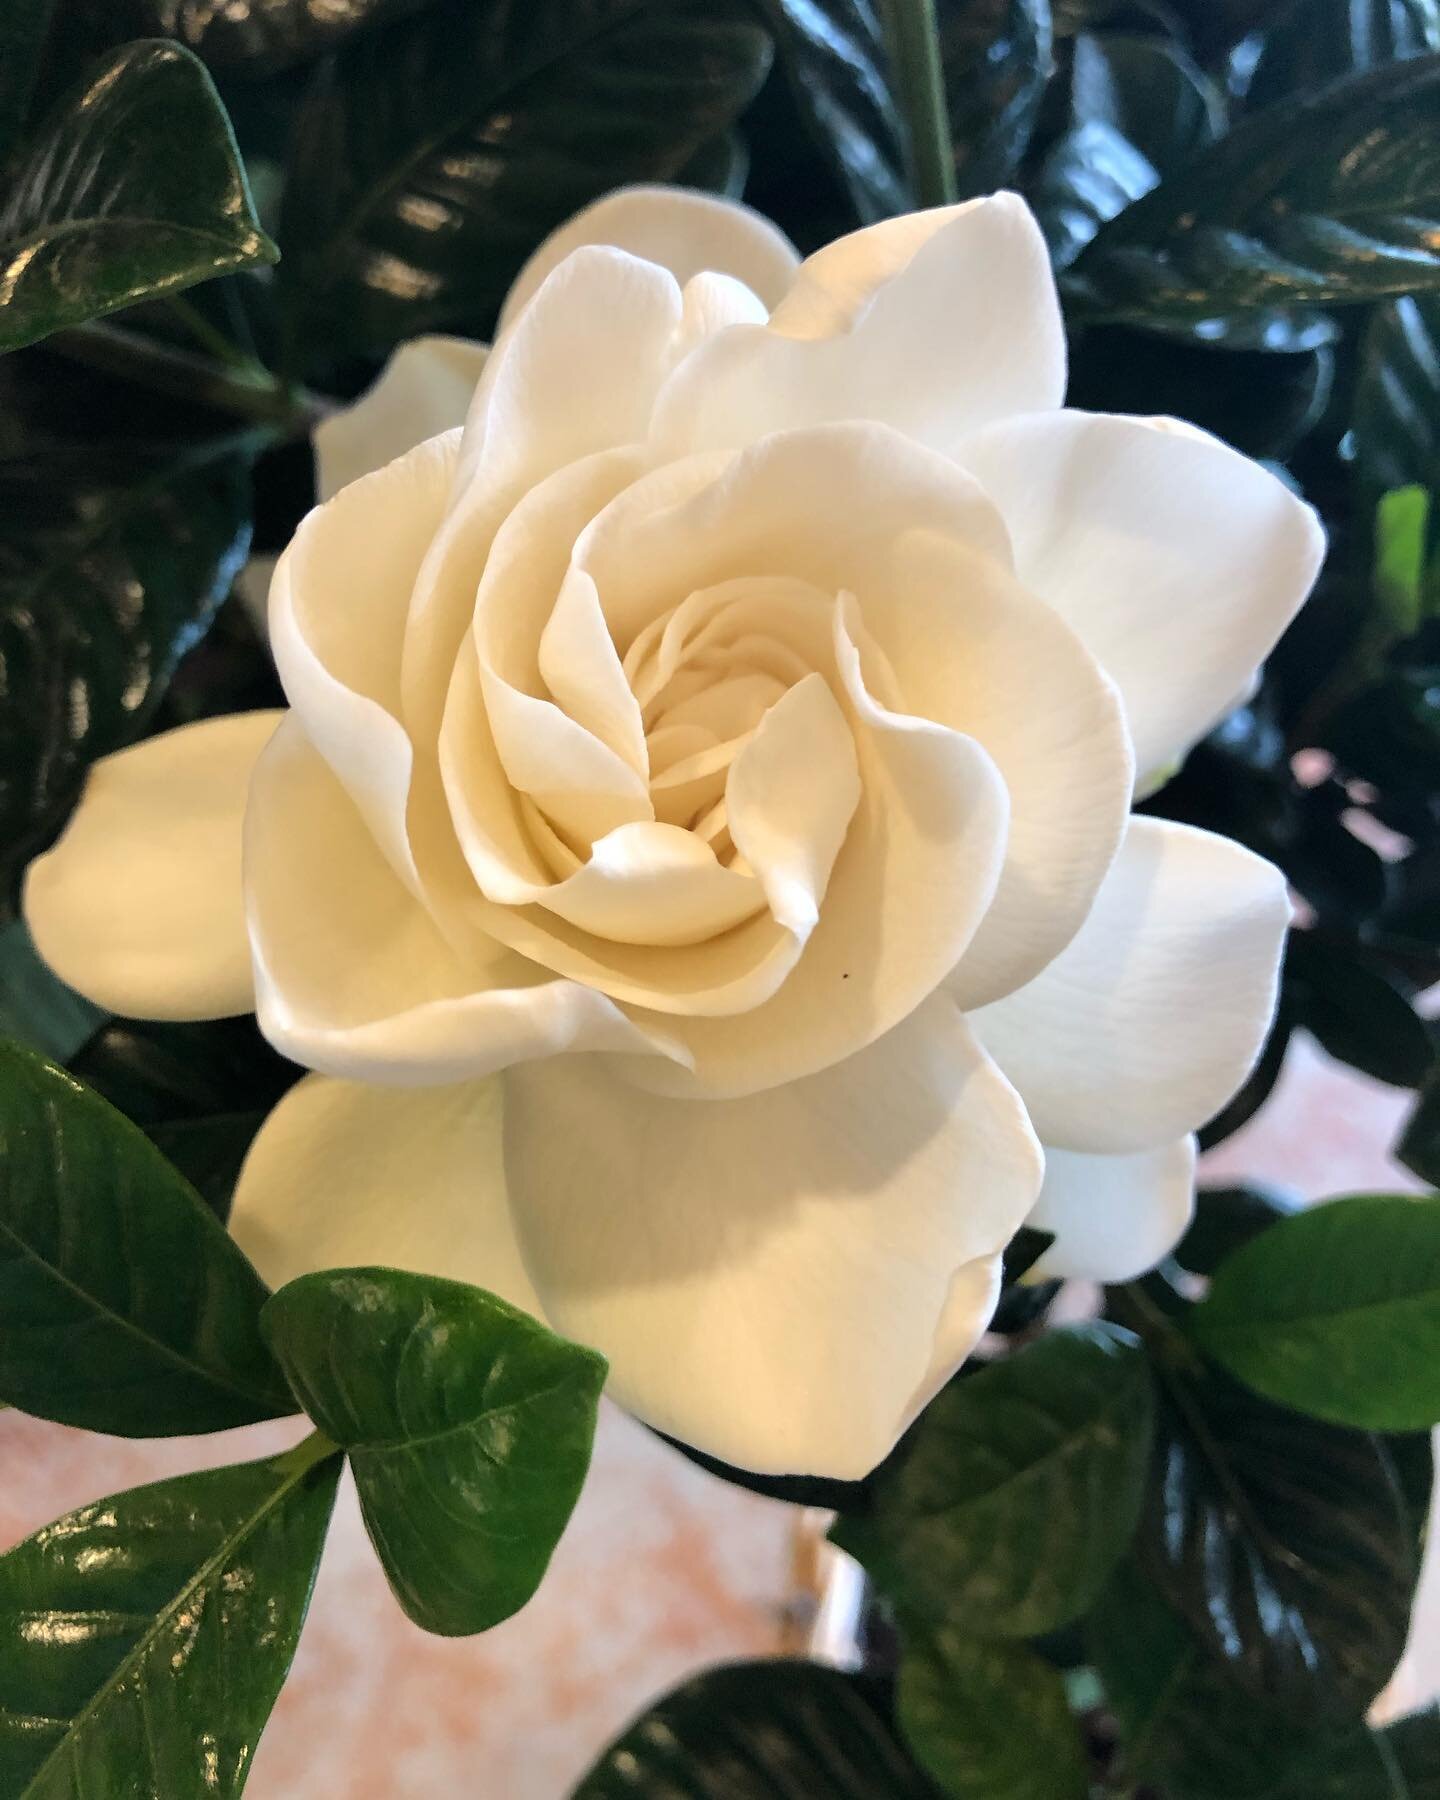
0,212,265,261
0,1214,289,1416
1200,1281,1440,1343
17,1444,335,1799
338,1369,592,1455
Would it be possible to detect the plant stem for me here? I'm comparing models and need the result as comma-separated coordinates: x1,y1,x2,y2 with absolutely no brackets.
44,320,336,437
880,0,957,210
164,293,257,373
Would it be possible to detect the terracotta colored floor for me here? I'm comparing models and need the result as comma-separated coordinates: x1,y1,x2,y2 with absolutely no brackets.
0,1030,1431,1793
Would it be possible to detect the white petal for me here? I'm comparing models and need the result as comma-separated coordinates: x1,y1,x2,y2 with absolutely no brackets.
951,410,1325,780
497,185,799,334
536,821,765,946
24,711,281,1020
866,529,1133,1008
609,589,1009,1095
651,193,1065,459
767,203,986,337
1028,1137,1197,1284
503,993,1043,1477
270,430,459,891
970,817,1292,1154
313,335,488,502
246,716,681,1083
229,1073,542,1315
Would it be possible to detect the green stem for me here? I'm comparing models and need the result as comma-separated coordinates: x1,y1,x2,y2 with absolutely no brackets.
880,0,957,209
44,320,337,438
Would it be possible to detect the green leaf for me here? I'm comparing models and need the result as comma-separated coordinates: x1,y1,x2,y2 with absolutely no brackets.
0,435,252,913
1374,484,1433,638
0,41,275,353
279,0,772,359
1400,1068,1440,1187
0,1433,340,1798
1137,1361,1418,1717
1286,933,1435,1088
1245,0,1440,113
261,1267,606,1636
898,1630,1088,1800
1354,291,1440,493
1067,53,1440,328
1174,1181,1304,1275
0,0,54,160
1187,1193,1440,1429
0,920,106,1063
0,1038,294,1435
67,1015,298,1130
573,1660,940,1797
938,0,1054,198
758,0,911,227
137,0,433,72
833,1324,1153,1636
1070,30,1225,169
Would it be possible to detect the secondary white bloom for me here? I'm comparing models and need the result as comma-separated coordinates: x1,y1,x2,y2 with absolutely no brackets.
24,187,1319,1478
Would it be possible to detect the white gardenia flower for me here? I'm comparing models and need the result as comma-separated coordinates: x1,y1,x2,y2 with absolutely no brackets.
23,187,1320,1480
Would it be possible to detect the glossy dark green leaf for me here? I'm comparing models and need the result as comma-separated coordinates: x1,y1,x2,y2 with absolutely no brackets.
280,0,772,359
68,1015,299,1130
573,1660,940,1798
1400,1069,1440,1187
0,0,54,159
1174,1180,1303,1275
0,1038,294,1435
1034,118,1159,267
262,1267,605,1635
138,0,433,72
1068,54,1440,327
1188,1193,1440,1428
1137,1361,1418,1717
1286,933,1434,1087
1070,30,1225,167
1245,0,1440,112
833,1324,1153,1636
898,1630,1087,1800
1091,1560,1432,1799
759,0,911,227
0,436,251,912
937,0,1053,197
0,920,105,1063
1354,292,1440,493
0,41,275,353
0,1433,341,1798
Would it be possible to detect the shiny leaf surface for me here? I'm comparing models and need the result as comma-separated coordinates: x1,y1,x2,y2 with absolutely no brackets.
280,0,772,358
0,1039,294,1435
938,0,1053,197
573,1660,940,1797
262,1267,606,1635
1188,1193,1440,1428
1068,53,1440,326
834,1324,1153,1636
759,0,911,225
0,1433,340,1798
1245,0,1440,111
1354,291,1440,491
139,0,433,72
1137,1361,1417,1716
0,435,251,912
898,1630,1088,1800
0,41,275,352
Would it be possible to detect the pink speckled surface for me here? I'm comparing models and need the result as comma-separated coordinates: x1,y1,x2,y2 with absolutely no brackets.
1,1027,1432,1791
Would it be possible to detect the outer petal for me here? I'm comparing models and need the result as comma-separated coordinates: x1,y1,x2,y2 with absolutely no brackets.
970,817,1292,1154
245,716,683,1084
24,711,281,1020
229,1073,542,1316
951,410,1325,781
496,185,799,334
650,193,1065,460
1027,1137,1197,1284
313,335,489,502
503,993,1043,1478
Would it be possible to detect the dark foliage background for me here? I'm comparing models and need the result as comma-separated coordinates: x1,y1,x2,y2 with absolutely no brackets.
3,1,1440,1794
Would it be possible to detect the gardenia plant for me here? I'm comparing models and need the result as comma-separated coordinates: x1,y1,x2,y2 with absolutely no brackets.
25,185,1315,1479
5,0,1440,1794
